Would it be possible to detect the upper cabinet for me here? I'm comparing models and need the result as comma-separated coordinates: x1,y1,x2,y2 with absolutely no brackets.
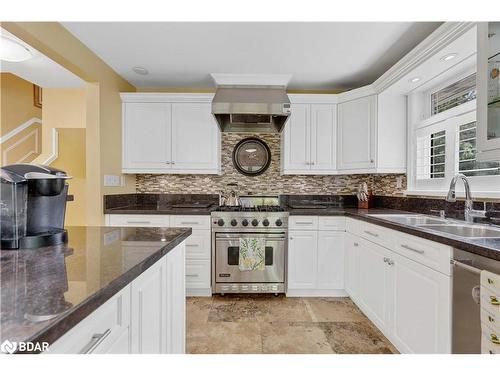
477,22,500,161
121,94,220,174
281,97,337,174
337,95,377,170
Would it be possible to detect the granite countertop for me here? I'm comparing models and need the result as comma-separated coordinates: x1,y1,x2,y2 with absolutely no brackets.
283,204,500,261
0,226,192,350
104,204,217,215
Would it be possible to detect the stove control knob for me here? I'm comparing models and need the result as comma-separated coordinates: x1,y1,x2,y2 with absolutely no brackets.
241,219,249,226
251,219,259,227
230,219,238,227
275,219,283,227
217,219,225,226
262,219,270,227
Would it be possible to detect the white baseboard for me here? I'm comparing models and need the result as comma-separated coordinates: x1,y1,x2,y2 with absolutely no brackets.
286,289,348,297
186,288,212,297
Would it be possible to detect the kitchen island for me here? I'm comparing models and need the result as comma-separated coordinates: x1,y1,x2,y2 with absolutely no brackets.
0,226,191,354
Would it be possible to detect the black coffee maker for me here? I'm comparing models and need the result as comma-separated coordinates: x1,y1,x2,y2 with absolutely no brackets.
1,164,71,249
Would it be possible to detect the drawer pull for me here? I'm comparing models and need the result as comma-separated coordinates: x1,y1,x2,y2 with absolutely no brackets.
490,296,499,306
364,230,379,237
383,257,389,263
126,221,152,224
353,242,359,247
488,278,495,285
489,315,495,323
180,221,200,225
491,334,500,345
79,329,111,354
186,244,199,247
401,244,425,254
186,274,199,277
295,221,313,225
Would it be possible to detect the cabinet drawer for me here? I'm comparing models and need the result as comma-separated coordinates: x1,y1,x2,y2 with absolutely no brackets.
347,219,393,250
481,271,500,295
289,216,318,230
481,306,499,333
318,216,345,231
481,323,500,353
48,285,131,354
107,214,170,227
185,259,211,289
481,286,500,317
185,230,210,260
170,215,210,230
393,232,452,275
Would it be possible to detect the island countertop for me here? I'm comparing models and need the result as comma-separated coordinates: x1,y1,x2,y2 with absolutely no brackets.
0,226,191,349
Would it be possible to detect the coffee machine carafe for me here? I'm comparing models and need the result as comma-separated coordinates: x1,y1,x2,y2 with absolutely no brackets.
1,164,71,249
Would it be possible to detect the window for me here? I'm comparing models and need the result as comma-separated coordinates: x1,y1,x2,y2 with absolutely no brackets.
431,73,477,115
457,122,500,176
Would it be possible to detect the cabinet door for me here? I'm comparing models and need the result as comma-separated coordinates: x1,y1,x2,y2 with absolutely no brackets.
344,233,360,299
310,104,337,171
171,103,220,172
317,231,344,290
166,242,186,354
282,104,311,172
337,95,376,170
390,253,451,353
287,230,318,290
357,238,391,331
123,102,172,170
131,257,166,354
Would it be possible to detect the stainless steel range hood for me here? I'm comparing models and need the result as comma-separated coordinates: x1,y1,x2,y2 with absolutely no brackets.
212,85,291,133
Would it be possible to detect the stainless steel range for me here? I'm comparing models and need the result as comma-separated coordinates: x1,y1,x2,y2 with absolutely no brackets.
211,196,288,294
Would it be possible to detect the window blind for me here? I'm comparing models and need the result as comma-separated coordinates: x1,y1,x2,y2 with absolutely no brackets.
431,74,477,115
416,130,446,179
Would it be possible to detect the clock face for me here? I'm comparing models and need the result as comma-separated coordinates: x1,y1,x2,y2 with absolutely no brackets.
232,138,271,176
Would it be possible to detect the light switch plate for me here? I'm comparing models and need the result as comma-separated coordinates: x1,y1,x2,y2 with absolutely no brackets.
104,174,121,187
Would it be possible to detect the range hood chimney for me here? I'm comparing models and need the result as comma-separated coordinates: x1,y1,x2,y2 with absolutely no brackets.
212,85,291,133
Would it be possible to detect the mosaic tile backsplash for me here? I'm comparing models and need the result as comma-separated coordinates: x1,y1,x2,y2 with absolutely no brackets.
136,133,407,196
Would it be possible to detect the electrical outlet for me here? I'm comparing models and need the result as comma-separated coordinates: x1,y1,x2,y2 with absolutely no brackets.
104,175,121,187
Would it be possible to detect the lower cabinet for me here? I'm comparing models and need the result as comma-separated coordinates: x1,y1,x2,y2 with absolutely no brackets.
345,220,451,354
48,242,186,354
287,217,346,296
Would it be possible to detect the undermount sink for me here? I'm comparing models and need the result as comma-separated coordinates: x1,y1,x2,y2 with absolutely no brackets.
417,224,500,238
367,214,448,226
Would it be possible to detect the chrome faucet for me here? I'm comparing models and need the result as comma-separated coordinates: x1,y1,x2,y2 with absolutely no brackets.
446,174,485,223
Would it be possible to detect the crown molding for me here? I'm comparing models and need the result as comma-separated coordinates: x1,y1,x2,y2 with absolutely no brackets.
373,22,476,93
120,92,214,103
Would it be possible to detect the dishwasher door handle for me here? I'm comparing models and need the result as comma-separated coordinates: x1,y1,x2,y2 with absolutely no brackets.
451,260,481,275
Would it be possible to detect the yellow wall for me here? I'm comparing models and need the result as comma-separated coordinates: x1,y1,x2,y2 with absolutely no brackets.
1,22,136,225
0,73,42,165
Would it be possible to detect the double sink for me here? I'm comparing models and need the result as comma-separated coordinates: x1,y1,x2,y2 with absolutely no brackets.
367,214,500,239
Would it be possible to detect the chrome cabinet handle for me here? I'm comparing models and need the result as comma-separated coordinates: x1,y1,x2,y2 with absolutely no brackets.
180,221,200,225
401,244,424,254
165,161,171,164
289,237,294,240
383,257,389,263
296,221,313,225
186,274,199,277
185,244,199,247
126,221,151,224
353,242,359,247
79,329,111,354
364,230,379,237
386,259,394,266
171,161,176,165
370,159,374,163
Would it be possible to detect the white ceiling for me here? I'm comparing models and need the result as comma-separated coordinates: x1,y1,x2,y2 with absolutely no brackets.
1,28,85,88
62,22,442,90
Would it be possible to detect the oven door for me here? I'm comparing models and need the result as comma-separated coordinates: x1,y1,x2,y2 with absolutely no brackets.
215,233,285,283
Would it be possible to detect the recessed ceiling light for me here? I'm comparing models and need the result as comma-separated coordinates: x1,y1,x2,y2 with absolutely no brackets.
409,77,421,83
0,35,33,62
132,66,149,75
441,53,458,62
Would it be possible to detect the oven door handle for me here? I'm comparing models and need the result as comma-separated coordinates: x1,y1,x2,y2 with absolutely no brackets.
215,233,286,240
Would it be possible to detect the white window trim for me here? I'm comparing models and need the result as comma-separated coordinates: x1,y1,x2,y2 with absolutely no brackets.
407,99,500,198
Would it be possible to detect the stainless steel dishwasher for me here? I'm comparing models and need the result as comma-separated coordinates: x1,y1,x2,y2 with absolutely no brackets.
452,248,500,353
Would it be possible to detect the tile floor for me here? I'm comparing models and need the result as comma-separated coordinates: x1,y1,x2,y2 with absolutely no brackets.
186,295,398,354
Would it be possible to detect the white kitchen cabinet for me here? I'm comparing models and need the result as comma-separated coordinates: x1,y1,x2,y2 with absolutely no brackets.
317,231,344,290
130,253,167,354
281,102,337,174
48,285,131,354
337,95,377,170
287,216,346,297
121,93,220,174
357,237,392,333
165,241,186,354
389,251,451,354
287,230,318,290
171,103,220,171
123,102,172,171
